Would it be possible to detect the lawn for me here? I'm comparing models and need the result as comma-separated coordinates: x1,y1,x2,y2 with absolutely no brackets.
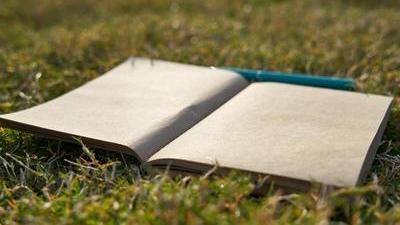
0,0,400,224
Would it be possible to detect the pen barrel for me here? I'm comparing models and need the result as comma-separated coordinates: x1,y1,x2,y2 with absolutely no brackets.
226,67,355,91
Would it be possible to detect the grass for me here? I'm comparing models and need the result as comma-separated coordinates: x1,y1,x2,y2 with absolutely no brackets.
0,0,400,224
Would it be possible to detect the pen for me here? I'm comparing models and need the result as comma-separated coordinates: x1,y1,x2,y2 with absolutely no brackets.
225,67,355,91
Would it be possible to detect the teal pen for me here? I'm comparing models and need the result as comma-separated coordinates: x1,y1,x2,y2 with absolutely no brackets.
224,67,355,91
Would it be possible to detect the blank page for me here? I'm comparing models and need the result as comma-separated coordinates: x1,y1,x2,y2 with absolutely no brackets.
149,83,392,187
0,58,248,161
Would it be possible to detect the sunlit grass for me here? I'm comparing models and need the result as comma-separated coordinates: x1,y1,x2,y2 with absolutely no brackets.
0,0,400,224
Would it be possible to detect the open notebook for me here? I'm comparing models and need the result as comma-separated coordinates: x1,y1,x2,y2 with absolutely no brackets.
0,57,393,190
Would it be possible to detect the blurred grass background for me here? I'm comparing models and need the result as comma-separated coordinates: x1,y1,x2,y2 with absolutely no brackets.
0,0,400,224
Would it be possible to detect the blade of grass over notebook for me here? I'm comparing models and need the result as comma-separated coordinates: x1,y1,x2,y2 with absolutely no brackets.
224,67,355,90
